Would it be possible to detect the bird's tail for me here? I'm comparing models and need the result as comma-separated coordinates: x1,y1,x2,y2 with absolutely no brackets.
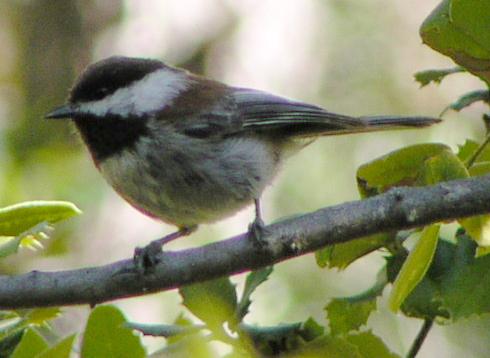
360,115,441,129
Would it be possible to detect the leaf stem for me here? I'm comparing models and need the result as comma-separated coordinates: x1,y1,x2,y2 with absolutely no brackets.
406,318,433,358
465,132,490,169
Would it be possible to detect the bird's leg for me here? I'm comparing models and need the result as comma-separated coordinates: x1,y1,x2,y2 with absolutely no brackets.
134,225,197,273
248,199,269,246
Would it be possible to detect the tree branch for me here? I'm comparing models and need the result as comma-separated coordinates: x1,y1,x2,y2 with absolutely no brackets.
2,175,490,309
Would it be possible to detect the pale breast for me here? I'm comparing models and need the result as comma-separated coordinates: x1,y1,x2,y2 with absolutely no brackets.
98,134,281,227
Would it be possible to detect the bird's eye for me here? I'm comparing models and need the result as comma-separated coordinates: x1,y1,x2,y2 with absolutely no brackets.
95,87,109,98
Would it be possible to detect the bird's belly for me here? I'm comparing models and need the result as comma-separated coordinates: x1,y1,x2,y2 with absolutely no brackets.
98,137,280,227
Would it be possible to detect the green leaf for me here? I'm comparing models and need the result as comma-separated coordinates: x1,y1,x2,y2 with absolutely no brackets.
24,308,62,327
326,271,385,336
417,149,469,185
0,222,53,258
0,237,23,258
237,266,273,319
414,67,464,87
180,277,238,331
296,335,363,358
316,233,392,270
326,299,376,336
356,143,451,197
37,334,76,358
81,305,145,358
476,245,490,257
439,236,490,320
450,0,490,54
350,144,462,270
457,139,480,162
443,90,490,114
387,234,490,321
345,331,400,358
0,201,81,237
420,0,490,84
300,317,325,342
326,299,375,336
460,215,490,246
389,225,440,312
0,329,25,357
243,322,303,354
11,328,48,358
457,139,490,175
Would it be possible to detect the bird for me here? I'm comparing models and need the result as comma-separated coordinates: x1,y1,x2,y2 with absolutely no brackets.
45,56,440,269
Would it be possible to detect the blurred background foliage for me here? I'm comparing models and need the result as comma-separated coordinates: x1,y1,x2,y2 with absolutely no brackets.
0,0,488,356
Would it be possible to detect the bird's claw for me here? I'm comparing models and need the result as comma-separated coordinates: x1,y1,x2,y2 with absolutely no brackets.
248,218,270,248
133,240,164,274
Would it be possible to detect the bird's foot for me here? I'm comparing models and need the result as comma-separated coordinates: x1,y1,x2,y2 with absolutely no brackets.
133,227,196,274
248,217,270,248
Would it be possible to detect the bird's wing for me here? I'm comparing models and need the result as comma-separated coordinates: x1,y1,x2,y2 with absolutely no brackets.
233,88,366,137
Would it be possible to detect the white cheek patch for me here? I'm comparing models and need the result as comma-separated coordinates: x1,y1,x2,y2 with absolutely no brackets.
80,68,192,118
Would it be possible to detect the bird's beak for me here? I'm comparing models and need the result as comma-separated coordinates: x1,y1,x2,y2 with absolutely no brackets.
45,104,78,119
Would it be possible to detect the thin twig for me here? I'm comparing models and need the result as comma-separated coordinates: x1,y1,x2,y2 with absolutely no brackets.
465,132,490,168
406,319,434,358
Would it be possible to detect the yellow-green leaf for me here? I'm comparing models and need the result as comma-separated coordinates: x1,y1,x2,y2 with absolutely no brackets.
417,149,469,185
469,162,490,177
357,144,450,197
37,334,76,358
460,216,490,246
24,308,62,327
389,225,441,312
0,201,81,237
81,305,145,358
420,0,490,84
180,277,238,331
11,328,48,358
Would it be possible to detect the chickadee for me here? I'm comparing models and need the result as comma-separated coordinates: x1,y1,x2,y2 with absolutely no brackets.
46,56,439,267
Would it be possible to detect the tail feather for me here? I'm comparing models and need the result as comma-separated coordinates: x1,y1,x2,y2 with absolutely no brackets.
360,115,441,128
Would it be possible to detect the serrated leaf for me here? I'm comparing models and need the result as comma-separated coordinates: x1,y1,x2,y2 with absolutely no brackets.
414,67,464,87
237,266,273,319
457,139,480,162
300,317,325,342
326,299,376,336
24,308,61,327
350,144,461,271
37,334,76,358
444,90,490,114
439,236,490,320
0,201,81,237
295,335,363,358
180,277,238,331
81,305,145,358
420,0,490,84
11,328,48,358
386,234,490,321
326,271,385,336
356,143,450,197
316,233,392,270
389,225,440,312
0,222,54,258
345,331,400,358
418,150,469,184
